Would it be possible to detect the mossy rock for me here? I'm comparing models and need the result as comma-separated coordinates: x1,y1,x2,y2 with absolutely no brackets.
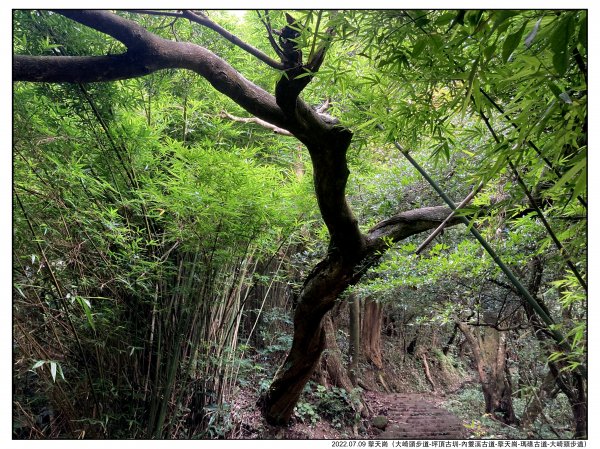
372,415,388,430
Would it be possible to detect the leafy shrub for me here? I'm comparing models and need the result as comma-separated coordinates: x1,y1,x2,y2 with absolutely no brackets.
295,401,319,425
314,385,361,429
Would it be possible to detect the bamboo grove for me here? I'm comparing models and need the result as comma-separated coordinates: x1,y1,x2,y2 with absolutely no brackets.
13,10,587,439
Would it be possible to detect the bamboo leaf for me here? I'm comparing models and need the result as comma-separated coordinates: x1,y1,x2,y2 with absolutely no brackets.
32,360,45,370
550,14,575,76
483,41,497,62
547,81,563,99
524,18,542,48
435,12,455,26
558,92,572,104
571,166,587,202
412,37,428,57
57,364,66,381
50,361,57,382
493,10,520,30
75,295,96,331
461,56,480,117
550,156,586,193
354,117,378,131
502,22,527,62
293,71,314,80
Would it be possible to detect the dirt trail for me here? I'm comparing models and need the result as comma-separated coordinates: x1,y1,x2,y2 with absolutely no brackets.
365,392,466,439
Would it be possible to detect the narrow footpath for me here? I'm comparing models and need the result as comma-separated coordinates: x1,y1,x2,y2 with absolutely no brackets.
365,392,466,439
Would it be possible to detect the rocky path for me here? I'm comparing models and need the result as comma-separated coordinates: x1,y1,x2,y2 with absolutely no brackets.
365,392,466,439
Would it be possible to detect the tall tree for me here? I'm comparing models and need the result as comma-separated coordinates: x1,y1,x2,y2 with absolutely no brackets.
14,10,586,433
13,10,463,425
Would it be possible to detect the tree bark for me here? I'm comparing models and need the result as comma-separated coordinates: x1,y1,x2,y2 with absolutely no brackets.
361,297,384,369
321,314,354,391
457,322,516,424
421,353,437,393
258,252,353,424
442,323,459,355
348,293,361,385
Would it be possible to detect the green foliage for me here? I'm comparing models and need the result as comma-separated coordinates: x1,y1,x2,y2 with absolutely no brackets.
433,349,465,378
313,386,362,429
444,384,573,439
294,401,319,426
294,384,361,429
13,14,313,436
13,8,586,439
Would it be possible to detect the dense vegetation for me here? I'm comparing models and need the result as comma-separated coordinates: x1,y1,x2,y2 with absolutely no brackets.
13,10,586,439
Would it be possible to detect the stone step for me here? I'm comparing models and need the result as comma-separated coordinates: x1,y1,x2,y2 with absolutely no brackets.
366,393,466,440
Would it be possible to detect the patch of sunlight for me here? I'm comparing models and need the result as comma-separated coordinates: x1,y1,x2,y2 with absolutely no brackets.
227,10,247,20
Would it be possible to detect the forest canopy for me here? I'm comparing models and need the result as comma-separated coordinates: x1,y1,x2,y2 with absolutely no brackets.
12,9,586,439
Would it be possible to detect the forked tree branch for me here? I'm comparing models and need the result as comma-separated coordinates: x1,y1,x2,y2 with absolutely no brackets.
220,98,337,136
14,11,291,131
181,10,285,70
15,10,489,427
257,10,286,60
126,9,286,69
13,10,357,250
14,10,463,256
415,182,483,255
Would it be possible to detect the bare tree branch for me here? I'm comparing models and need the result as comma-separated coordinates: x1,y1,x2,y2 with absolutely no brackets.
415,182,483,255
316,98,331,114
257,10,285,60
181,10,285,70
463,321,528,332
128,9,183,18
366,206,463,253
219,101,338,136
219,110,293,136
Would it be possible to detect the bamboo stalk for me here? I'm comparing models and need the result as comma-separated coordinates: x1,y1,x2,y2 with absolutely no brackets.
415,182,483,255
475,102,587,292
15,191,102,416
397,144,584,377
